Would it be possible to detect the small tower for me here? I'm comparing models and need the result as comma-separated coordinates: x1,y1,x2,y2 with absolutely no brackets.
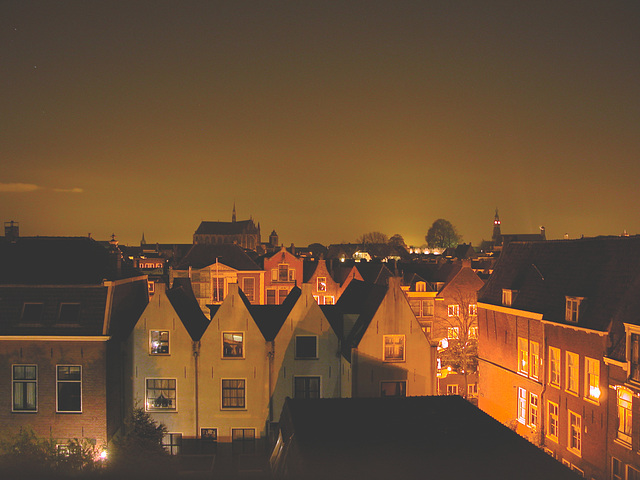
269,230,279,246
232,202,237,223
4,221,19,242
141,232,147,246
492,209,502,243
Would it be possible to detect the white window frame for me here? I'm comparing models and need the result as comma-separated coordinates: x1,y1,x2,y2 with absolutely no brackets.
150,330,170,355
446,384,459,395
528,392,538,428
549,346,561,387
617,387,632,444
565,296,583,323
566,351,579,395
529,341,539,379
56,365,82,413
547,401,558,442
585,357,600,402
221,379,246,409
568,410,582,455
518,337,529,375
447,304,460,317
383,335,405,362
145,378,177,412
222,332,245,359
12,364,37,412
517,387,527,424
317,276,327,292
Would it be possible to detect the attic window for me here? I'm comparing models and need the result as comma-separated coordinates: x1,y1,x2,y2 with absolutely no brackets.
415,282,427,292
57,303,81,325
21,303,44,325
502,289,516,307
565,297,583,323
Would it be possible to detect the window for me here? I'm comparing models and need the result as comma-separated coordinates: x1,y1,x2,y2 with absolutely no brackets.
162,433,182,455
317,277,327,292
517,387,527,424
57,366,81,412
21,303,44,324
150,330,169,354
547,401,558,441
528,393,538,428
566,351,579,395
585,357,600,401
628,465,640,480
612,458,623,480
446,384,459,395
232,428,255,455
468,304,478,316
381,381,407,397
278,289,289,304
469,326,478,339
383,335,405,362
518,338,529,375
324,296,335,305
223,332,244,358
278,264,288,282
617,387,632,444
549,347,561,387
568,410,581,454
12,365,37,412
447,304,460,317
468,383,478,397
447,327,460,339
242,277,255,302
57,303,81,324
267,289,276,305
212,278,224,302
148,281,155,294
529,341,539,379
565,297,582,323
423,300,434,316
294,377,320,399
222,379,245,409
631,333,640,383
295,336,317,359
422,322,432,337
410,299,434,317
201,428,217,442
146,378,176,411
502,289,514,306
416,281,427,292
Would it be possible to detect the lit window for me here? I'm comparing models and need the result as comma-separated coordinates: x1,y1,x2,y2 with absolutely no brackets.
383,335,405,362
317,277,327,292
528,393,538,428
467,383,478,397
416,282,426,292
271,269,278,282
222,379,245,409
223,332,244,358
468,304,478,316
295,336,317,359
529,341,539,379
630,333,640,383
242,277,255,303
57,303,81,324
565,297,582,323
617,387,632,444
547,401,558,441
150,330,169,354
517,387,527,424
201,428,217,443
447,327,460,339
566,351,579,395
21,303,44,324
585,357,600,401
549,347,561,387
57,366,82,413
146,378,176,411
12,365,37,412
502,289,514,306
518,338,529,375
447,304,460,317
446,384,459,395
324,296,335,305
469,326,478,339
422,322,432,337
162,433,182,455
148,281,155,294
294,377,320,399
568,410,581,454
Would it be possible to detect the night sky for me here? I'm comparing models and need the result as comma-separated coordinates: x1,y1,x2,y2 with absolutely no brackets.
2,1,639,248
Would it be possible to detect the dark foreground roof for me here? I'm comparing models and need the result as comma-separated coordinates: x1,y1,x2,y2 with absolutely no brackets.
174,244,261,270
275,396,579,480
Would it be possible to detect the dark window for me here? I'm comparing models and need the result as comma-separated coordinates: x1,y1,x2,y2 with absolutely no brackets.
222,379,245,408
295,336,317,359
266,290,276,305
223,333,244,358
294,377,320,399
381,381,406,397
13,365,37,411
21,303,44,324
162,433,182,455
278,289,289,304
201,428,217,442
232,428,255,455
278,264,288,282
632,334,640,383
57,303,81,324
57,366,81,412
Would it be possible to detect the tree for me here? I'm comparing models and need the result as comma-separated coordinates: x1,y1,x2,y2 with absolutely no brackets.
356,231,388,244
388,234,407,249
425,219,462,250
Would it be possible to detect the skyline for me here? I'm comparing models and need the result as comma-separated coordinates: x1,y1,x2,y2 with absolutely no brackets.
2,1,639,247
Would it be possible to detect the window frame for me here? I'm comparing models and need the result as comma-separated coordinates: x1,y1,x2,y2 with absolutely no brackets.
295,335,318,359
242,277,255,303
294,376,321,399
201,428,217,443
565,296,583,323
617,387,632,444
316,277,327,292
518,337,529,375
447,304,460,317
162,432,182,455
21,302,44,325
381,380,407,397
549,346,561,388
383,334,405,362
221,378,246,409
517,387,527,424
56,365,82,413
528,392,538,429
547,401,559,442
12,364,37,412
566,351,579,395
145,378,177,412
222,332,245,359
468,304,478,316
585,357,600,402
446,384,459,396
150,330,170,355
529,341,539,379
57,303,81,325
568,410,582,455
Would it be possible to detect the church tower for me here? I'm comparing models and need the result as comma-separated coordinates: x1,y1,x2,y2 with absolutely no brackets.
492,209,502,243
232,202,236,223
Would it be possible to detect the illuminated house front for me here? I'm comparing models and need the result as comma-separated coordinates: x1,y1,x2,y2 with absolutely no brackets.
478,236,640,479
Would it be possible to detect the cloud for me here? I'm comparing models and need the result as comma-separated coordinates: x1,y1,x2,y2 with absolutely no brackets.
0,183,41,192
53,187,84,193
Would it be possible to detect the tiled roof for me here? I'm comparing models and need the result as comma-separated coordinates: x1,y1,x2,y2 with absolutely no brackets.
174,244,261,270
479,236,640,332
166,279,210,341
194,220,257,235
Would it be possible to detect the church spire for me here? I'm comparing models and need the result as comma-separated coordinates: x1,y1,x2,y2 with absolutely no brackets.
232,202,236,223
492,208,502,242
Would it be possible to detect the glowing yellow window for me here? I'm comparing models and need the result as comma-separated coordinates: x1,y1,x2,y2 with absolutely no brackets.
518,338,529,375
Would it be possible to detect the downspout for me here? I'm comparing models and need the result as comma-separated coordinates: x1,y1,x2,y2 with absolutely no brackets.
193,340,200,442
268,341,275,423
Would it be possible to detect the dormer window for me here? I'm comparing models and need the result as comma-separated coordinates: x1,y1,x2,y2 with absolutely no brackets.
21,303,44,325
565,297,583,323
416,282,427,292
502,289,516,307
57,303,81,325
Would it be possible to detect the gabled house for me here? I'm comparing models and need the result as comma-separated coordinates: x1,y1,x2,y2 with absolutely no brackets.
335,278,437,398
263,247,303,305
0,237,148,453
304,259,340,305
171,244,264,310
477,236,640,479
